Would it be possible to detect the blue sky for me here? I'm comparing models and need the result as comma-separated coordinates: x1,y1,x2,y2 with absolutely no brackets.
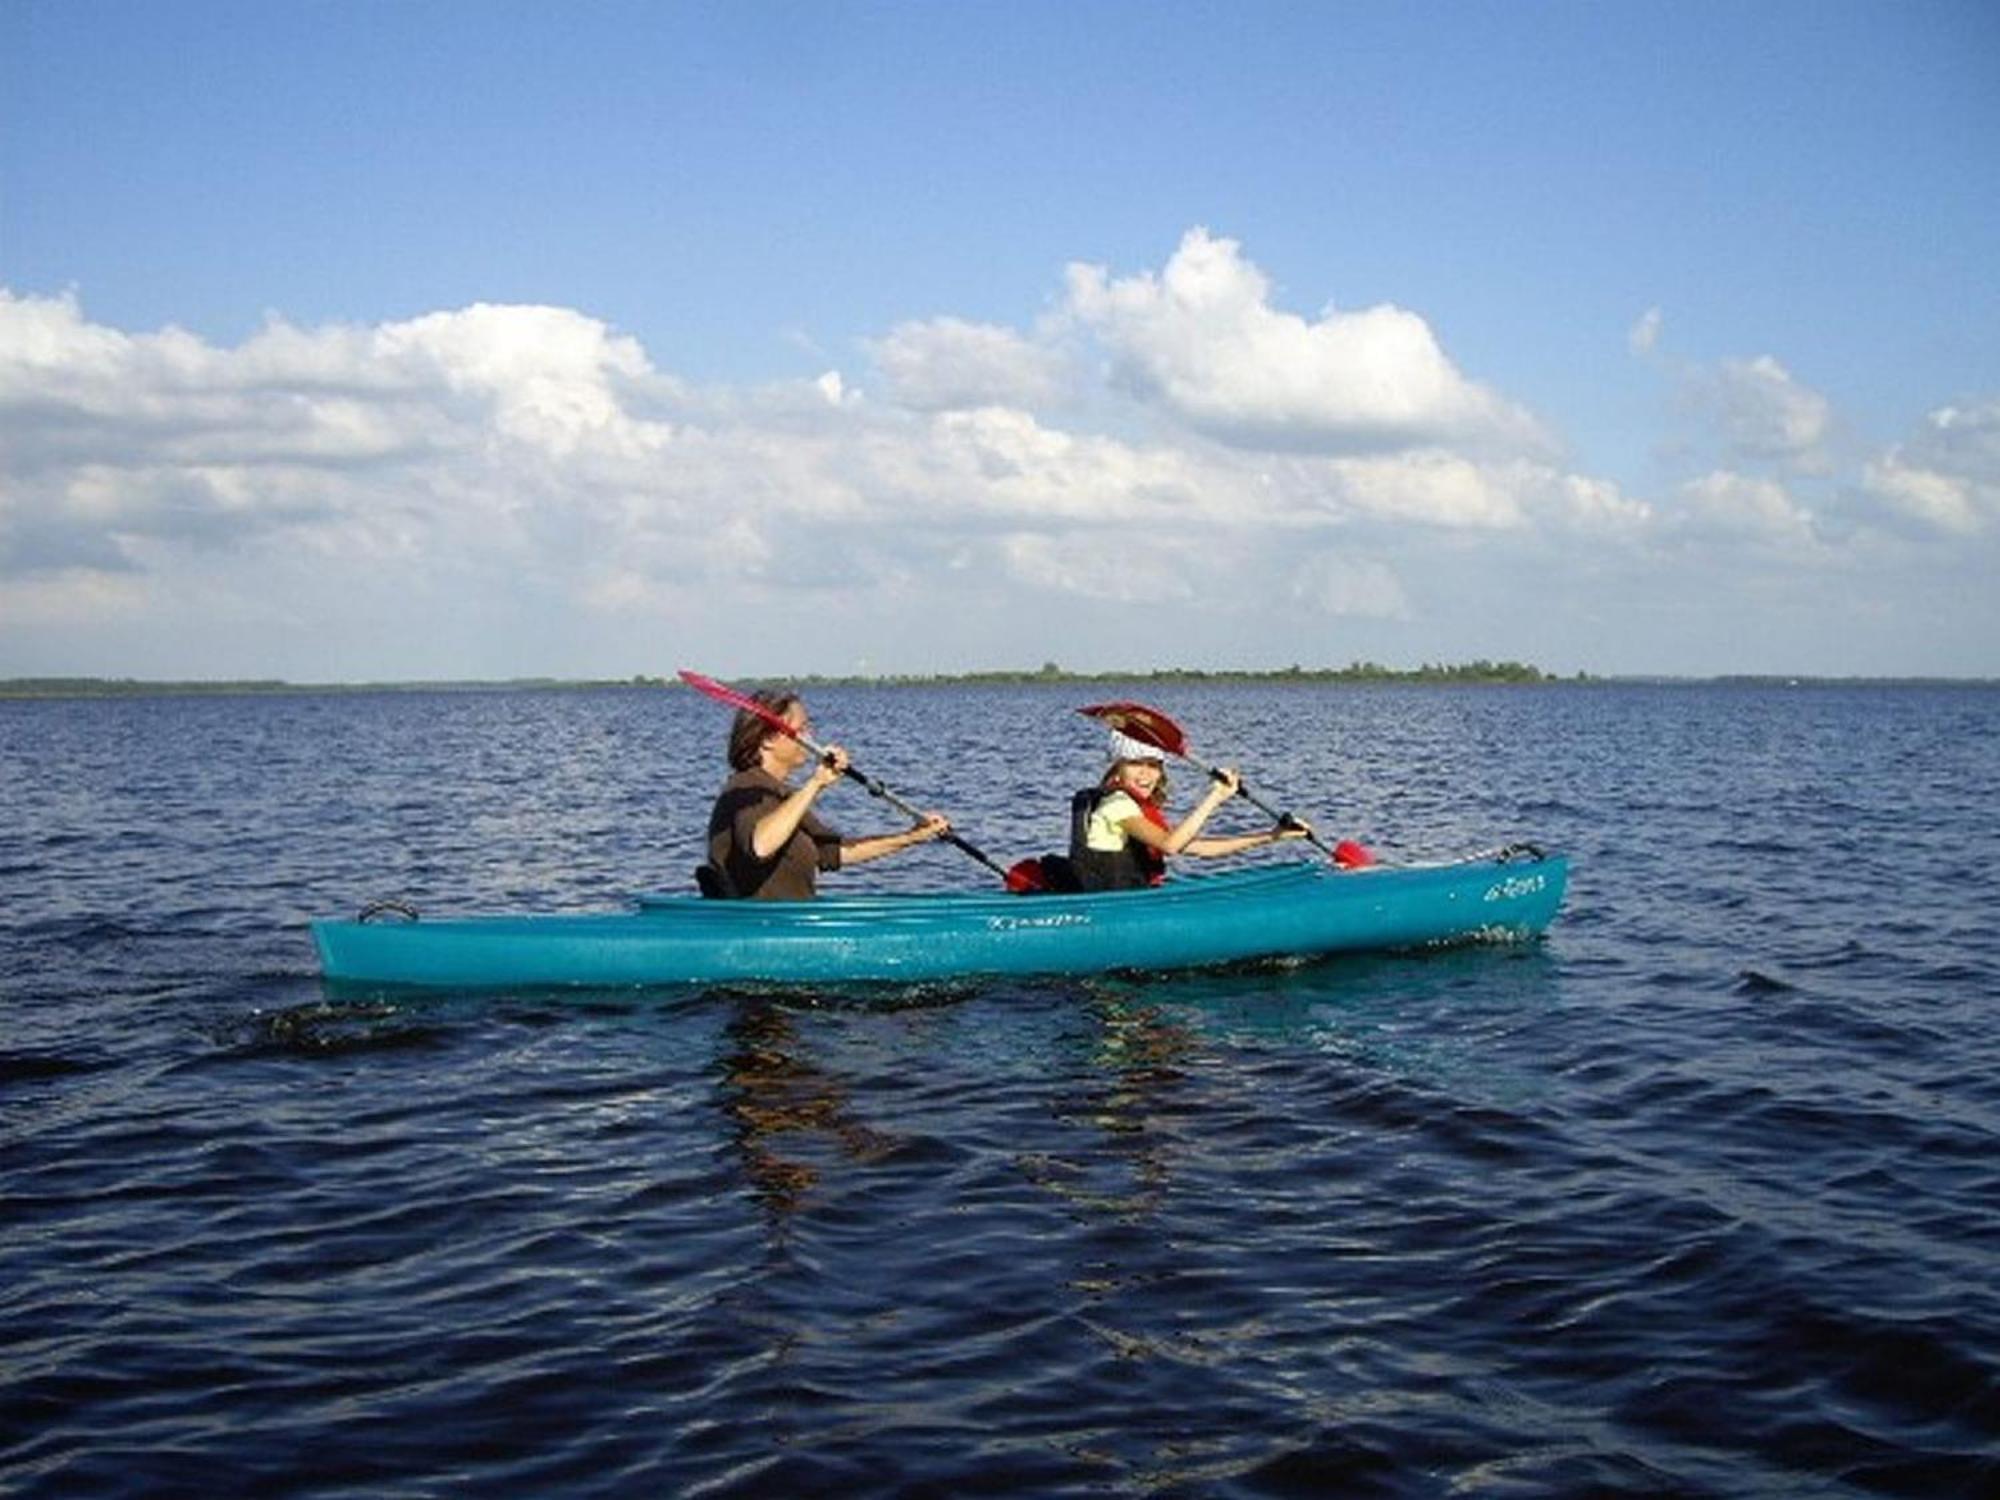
4,0,1997,679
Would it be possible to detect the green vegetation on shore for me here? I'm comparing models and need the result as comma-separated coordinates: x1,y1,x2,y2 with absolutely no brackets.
795,659,1560,686
5,663,1991,700
3,662,1555,699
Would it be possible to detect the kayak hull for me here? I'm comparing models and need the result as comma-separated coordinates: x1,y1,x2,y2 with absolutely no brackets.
313,850,1566,991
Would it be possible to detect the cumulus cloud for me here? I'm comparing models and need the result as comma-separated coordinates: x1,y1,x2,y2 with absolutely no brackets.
1063,228,1548,455
0,290,683,597
0,290,667,466
1863,398,2000,535
868,317,1067,412
1322,451,1526,529
1675,469,1819,548
5,227,1986,679
1280,453,1649,535
0,267,1720,664
1659,351,1832,476
372,302,666,455
1708,355,1832,469
1864,459,1979,534
1533,471,1656,534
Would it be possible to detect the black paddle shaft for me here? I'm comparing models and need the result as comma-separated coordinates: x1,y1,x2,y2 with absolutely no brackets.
681,669,1012,884
835,763,1012,881
1193,758,1341,863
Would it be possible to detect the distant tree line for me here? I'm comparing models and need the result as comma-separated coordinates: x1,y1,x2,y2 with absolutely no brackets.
795,659,1560,686
25,664,1991,700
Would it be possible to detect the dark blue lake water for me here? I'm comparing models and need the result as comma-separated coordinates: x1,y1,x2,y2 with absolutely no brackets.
3,681,1997,1497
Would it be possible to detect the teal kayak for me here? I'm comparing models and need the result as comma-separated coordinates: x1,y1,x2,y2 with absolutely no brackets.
312,846,1566,991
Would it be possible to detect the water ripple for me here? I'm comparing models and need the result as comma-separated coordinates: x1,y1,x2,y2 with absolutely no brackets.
3,684,1999,1496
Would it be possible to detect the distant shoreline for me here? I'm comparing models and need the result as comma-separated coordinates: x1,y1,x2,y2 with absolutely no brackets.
3,665,1995,700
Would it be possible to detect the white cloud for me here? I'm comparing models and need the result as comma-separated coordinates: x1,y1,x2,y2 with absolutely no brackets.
1063,228,1548,454
370,302,669,457
1294,454,1649,535
1287,552,1411,619
1533,471,1655,534
869,317,1066,412
1677,469,1819,546
1322,451,1526,529
998,531,1207,604
1702,355,1832,470
894,406,1242,526
0,291,673,496
3,231,1992,679
0,291,681,584
1864,458,1980,534
1863,399,2000,536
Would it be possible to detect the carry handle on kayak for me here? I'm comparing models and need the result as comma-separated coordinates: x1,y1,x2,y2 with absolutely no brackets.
678,670,1026,887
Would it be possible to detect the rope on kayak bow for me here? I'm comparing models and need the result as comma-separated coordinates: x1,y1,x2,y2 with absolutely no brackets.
1496,842,1546,863
358,898,420,923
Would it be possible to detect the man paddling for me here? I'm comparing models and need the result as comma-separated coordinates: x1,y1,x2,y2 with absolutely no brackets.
704,688,951,899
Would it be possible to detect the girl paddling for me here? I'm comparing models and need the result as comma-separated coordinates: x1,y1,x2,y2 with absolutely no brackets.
1069,729,1311,891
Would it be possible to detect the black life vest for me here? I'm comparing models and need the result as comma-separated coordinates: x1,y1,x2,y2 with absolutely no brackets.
1067,786,1167,892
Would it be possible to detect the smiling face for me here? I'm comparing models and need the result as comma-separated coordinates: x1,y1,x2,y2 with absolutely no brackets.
1112,758,1164,800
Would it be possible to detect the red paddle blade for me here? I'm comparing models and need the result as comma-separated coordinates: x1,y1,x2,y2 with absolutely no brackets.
1004,858,1049,894
1076,701,1189,757
1332,839,1375,869
678,669,798,739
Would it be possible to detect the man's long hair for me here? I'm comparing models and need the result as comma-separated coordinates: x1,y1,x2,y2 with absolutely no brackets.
728,689,801,771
